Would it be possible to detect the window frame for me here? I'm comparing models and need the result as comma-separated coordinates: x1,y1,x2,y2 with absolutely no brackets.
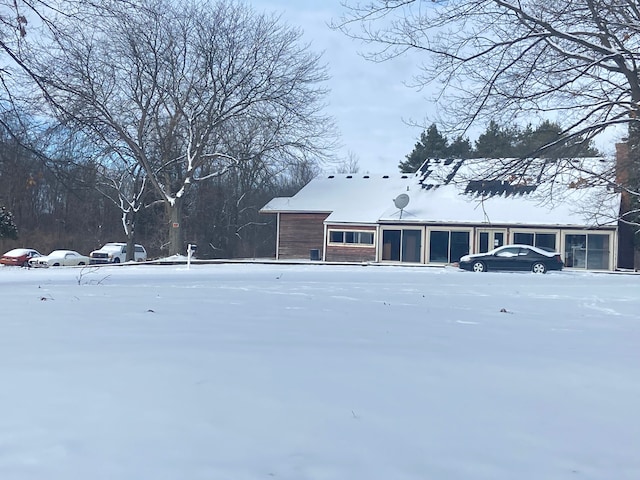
561,230,614,270
426,227,472,264
511,229,559,251
327,229,376,247
379,226,425,262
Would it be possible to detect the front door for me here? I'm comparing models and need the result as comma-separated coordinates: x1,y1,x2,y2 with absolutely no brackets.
477,229,507,253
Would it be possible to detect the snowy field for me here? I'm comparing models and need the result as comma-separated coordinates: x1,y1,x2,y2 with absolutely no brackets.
0,263,638,480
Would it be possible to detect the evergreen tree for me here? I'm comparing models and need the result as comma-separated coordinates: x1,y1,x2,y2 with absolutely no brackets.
399,124,449,172
401,120,599,174
474,120,599,158
518,121,571,157
516,120,599,158
0,206,18,239
474,121,516,158
448,135,473,159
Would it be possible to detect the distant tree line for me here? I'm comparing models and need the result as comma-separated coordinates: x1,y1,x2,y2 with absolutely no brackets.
0,111,318,257
399,121,600,173
0,0,331,259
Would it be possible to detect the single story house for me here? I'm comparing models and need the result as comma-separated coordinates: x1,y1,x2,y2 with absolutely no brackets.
261,154,632,271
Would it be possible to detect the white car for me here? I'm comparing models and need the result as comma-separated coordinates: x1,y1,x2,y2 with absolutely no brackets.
89,242,147,264
29,250,91,268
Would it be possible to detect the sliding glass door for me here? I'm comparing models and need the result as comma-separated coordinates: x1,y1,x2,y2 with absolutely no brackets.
563,233,611,270
381,228,422,263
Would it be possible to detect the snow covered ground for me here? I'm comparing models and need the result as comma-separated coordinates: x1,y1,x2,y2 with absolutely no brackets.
0,263,638,480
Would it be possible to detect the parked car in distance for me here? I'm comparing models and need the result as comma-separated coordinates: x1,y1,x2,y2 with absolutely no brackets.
29,250,91,268
459,244,564,273
89,242,147,264
0,248,41,267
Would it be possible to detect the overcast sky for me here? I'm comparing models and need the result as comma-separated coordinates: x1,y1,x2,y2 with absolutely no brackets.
252,1,431,174
252,1,622,174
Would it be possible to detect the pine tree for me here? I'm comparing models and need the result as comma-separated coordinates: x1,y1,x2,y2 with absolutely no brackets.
399,124,449,172
400,120,599,173
0,206,18,239
474,121,516,158
516,120,599,158
448,135,473,159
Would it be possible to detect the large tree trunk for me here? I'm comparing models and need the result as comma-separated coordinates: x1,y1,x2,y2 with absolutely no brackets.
123,209,136,261
125,230,136,262
166,198,184,256
627,121,640,269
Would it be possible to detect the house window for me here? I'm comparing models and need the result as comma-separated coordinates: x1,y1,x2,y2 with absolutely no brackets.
328,230,374,246
536,233,557,250
513,232,557,250
513,232,534,246
428,230,470,263
564,233,610,269
330,231,343,243
382,228,422,262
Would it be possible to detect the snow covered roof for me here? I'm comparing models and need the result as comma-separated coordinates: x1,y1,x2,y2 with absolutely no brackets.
261,159,621,228
417,157,614,190
261,174,414,223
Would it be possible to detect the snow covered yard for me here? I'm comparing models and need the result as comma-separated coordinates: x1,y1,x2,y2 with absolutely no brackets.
0,263,638,480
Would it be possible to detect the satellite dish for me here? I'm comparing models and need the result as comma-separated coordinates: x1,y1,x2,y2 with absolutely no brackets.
393,193,410,210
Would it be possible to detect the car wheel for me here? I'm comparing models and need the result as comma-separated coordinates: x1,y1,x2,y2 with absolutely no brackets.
53,263,60,267
113,258,120,264
79,262,85,265
472,261,486,272
532,262,547,274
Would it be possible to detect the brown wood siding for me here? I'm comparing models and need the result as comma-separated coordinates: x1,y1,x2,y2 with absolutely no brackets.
325,225,377,262
278,213,329,259
326,245,376,262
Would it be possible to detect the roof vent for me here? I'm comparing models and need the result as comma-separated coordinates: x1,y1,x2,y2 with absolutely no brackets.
401,175,408,179
363,175,369,178
328,175,334,178
346,175,353,178
383,175,389,179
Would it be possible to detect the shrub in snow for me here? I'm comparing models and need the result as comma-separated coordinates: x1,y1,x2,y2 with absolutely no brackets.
0,205,18,239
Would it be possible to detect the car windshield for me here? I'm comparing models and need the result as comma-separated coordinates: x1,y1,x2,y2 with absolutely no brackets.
102,245,123,252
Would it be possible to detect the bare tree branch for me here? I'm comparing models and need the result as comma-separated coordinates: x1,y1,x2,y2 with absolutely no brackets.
24,0,335,255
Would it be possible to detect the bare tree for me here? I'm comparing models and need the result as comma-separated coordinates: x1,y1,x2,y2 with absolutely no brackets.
336,0,640,195
0,1,133,104
95,159,149,261
333,150,361,174
26,0,334,255
186,109,329,258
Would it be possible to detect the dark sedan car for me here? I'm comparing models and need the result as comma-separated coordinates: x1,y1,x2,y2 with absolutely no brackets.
459,244,564,273
0,248,42,267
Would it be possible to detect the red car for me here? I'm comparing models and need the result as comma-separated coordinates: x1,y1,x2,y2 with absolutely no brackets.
0,248,42,267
